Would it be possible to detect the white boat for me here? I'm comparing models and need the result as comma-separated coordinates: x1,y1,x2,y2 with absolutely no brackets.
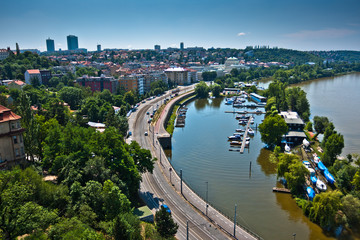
230,141,242,146
248,129,255,136
316,179,327,191
235,129,245,132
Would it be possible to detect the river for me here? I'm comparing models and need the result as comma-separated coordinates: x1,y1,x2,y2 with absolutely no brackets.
166,73,360,239
165,97,333,240
259,72,360,155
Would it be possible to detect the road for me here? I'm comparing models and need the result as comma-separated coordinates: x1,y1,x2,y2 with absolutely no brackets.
128,86,259,240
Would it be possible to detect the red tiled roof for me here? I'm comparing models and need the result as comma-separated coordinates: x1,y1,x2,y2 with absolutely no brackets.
13,80,26,86
27,69,40,74
0,105,21,123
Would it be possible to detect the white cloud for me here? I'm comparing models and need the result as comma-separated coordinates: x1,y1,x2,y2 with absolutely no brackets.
285,28,357,39
237,32,246,36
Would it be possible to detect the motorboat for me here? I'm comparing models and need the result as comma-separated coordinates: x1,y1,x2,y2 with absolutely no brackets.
235,129,245,132
324,169,335,184
317,161,327,172
230,141,242,146
228,135,242,141
248,128,255,136
307,187,315,201
316,179,327,191
310,176,317,185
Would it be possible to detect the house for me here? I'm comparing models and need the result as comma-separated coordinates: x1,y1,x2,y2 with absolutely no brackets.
0,105,26,168
7,80,26,90
76,75,118,93
25,69,42,85
279,111,307,146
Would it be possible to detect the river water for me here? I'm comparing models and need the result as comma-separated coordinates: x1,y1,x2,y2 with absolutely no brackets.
166,73,360,239
166,97,333,240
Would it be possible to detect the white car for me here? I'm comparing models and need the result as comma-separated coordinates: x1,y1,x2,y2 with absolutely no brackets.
144,132,148,136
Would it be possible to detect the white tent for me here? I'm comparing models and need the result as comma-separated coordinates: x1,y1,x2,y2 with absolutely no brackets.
303,139,310,148
285,144,291,152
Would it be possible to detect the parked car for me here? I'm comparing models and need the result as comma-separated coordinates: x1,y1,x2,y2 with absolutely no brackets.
144,132,148,136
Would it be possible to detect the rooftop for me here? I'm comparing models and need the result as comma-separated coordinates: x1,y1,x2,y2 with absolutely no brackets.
26,69,40,74
0,105,21,123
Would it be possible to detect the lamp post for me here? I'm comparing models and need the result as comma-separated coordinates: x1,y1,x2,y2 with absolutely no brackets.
205,181,208,216
169,167,172,185
293,233,296,240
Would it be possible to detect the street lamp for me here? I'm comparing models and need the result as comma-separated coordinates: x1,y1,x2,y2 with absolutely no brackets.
169,167,172,185
293,233,296,240
205,181,208,216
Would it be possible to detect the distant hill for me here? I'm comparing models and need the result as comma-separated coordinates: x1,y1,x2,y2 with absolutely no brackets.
309,50,360,63
243,48,324,64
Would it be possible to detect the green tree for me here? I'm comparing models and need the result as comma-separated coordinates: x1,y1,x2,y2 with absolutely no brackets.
59,86,83,110
195,81,209,98
259,114,288,146
30,76,41,88
123,91,136,106
155,206,178,238
313,116,329,134
201,71,217,82
309,190,343,229
128,141,156,174
322,133,344,166
112,213,142,240
341,194,360,228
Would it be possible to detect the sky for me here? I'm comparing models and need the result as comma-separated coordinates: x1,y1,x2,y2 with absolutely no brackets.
1,0,360,52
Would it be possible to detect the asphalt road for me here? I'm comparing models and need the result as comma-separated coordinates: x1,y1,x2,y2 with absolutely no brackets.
128,86,259,240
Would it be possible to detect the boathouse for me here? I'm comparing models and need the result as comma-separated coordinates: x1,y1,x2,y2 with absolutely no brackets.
250,93,267,103
279,111,306,146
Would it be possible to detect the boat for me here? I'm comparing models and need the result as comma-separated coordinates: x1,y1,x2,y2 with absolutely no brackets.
307,187,316,201
235,129,245,133
316,179,327,191
324,169,335,184
239,120,247,125
228,135,242,141
236,115,249,120
317,161,327,172
233,132,244,136
250,119,255,124
248,129,255,136
230,141,242,146
313,156,320,163
245,140,250,148
310,176,317,185
225,98,234,105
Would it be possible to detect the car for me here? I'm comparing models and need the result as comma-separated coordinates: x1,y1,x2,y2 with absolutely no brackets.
146,112,150,115
150,114,154,118
161,204,171,214
144,132,148,136
142,100,146,103
127,131,132,137
148,118,152,123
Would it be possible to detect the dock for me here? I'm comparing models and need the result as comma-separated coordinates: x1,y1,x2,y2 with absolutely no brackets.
225,111,265,114
272,187,291,193
240,116,252,154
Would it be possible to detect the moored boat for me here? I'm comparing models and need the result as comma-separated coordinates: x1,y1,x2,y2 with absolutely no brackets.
324,169,335,184
317,161,327,172
316,179,327,191
310,176,317,185
307,187,315,201
230,141,242,146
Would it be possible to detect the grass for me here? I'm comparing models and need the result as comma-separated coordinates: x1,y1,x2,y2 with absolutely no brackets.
166,104,180,135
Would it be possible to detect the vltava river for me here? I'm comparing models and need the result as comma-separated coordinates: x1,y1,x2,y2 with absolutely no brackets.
166,97,334,240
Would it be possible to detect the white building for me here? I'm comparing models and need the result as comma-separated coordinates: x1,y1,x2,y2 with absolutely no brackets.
0,49,10,61
164,67,191,86
24,69,42,85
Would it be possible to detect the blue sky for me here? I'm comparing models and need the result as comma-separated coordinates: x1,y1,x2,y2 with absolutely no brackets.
1,0,360,51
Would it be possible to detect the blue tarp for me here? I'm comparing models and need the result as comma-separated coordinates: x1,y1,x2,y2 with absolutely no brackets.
324,170,335,184
307,187,315,201
317,161,327,172
310,176,317,185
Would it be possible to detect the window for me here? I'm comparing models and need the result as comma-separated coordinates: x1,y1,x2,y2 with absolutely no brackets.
16,121,21,128
20,135,23,143
13,136,18,144
15,149,20,157
11,122,15,129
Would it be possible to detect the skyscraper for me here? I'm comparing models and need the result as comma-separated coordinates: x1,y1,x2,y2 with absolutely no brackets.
67,35,79,50
97,44,101,52
180,42,184,50
46,38,55,52
154,45,160,51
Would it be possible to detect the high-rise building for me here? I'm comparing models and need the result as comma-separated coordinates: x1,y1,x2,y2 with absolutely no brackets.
154,45,160,51
46,38,55,52
180,42,184,50
97,44,101,52
67,35,79,50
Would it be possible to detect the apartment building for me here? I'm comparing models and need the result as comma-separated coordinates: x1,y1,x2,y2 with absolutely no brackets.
0,105,26,168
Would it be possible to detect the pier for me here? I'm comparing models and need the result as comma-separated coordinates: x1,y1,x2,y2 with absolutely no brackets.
225,110,265,114
272,187,291,193
240,116,253,154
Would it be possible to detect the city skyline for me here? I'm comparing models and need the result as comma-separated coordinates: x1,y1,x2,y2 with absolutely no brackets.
1,0,360,51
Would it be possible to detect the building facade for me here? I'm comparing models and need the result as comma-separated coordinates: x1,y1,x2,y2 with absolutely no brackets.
279,111,306,146
97,44,101,52
24,69,42,85
164,67,190,86
0,48,10,61
0,105,26,168
76,75,118,93
40,70,52,85
119,75,139,93
46,38,55,52
67,35,79,50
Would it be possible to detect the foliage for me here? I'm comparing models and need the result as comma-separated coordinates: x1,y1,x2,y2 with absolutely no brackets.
194,81,209,98
155,206,178,238
308,190,343,229
202,71,217,82
58,86,84,110
210,83,222,97
313,116,329,134
341,194,360,228
259,114,288,146
322,133,344,166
